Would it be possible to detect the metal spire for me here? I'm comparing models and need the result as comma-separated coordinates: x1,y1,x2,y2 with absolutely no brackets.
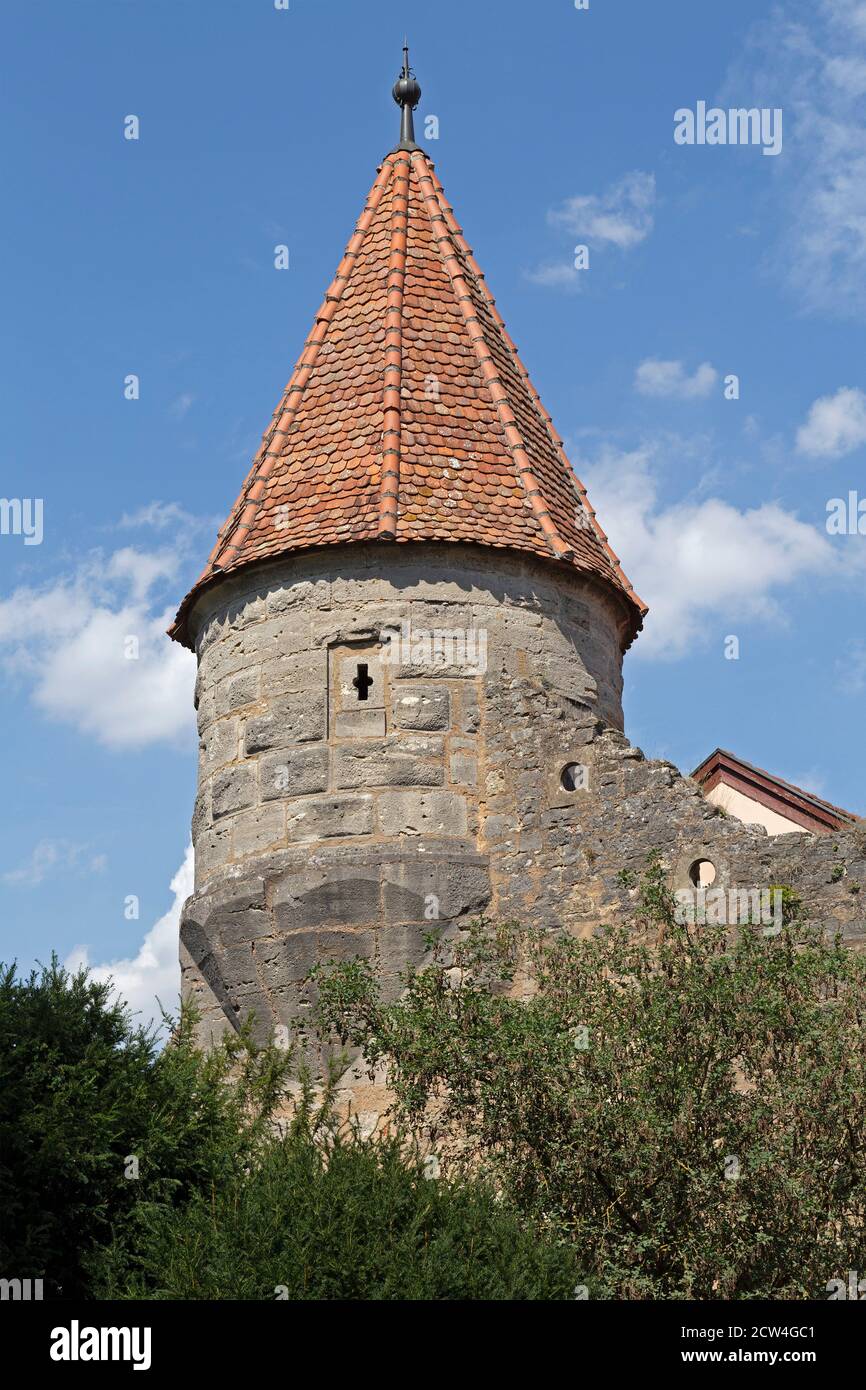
392,40,422,150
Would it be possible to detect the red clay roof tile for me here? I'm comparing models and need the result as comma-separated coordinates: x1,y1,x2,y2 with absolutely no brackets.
170,148,646,648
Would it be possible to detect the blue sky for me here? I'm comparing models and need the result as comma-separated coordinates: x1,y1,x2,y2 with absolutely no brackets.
2,0,864,1025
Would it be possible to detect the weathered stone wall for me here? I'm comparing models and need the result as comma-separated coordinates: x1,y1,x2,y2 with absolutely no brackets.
180,541,628,1046
477,681,865,947
179,541,865,1086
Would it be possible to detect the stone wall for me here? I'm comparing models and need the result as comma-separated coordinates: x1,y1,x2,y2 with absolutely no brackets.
179,541,865,1085
180,541,628,1046
477,680,865,947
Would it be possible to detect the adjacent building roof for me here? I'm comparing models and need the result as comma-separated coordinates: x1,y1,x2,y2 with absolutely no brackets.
692,748,859,835
170,51,646,649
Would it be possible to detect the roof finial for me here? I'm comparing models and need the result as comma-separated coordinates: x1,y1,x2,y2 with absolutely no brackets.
392,40,421,151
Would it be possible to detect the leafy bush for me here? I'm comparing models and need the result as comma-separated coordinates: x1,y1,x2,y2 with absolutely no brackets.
0,957,577,1301
314,860,866,1299
0,958,291,1298
101,1102,580,1301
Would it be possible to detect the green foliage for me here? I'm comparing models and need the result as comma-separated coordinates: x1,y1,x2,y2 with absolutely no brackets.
0,957,292,1297
7,857,866,1303
314,860,866,1300
768,884,804,925
101,1105,580,1301
0,956,576,1302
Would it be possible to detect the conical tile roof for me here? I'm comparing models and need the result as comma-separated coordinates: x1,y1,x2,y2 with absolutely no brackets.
170,144,645,648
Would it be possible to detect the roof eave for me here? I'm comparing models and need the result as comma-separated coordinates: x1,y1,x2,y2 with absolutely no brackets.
168,538,645,654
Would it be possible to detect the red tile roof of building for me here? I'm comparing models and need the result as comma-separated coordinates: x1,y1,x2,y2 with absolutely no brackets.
169,142,646,649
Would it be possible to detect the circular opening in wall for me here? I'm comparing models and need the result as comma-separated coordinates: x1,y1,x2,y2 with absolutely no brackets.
689,858,717,888
560,763,588,793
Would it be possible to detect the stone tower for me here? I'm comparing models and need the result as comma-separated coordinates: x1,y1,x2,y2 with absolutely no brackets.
170,51,865,1065
169,49,644,1046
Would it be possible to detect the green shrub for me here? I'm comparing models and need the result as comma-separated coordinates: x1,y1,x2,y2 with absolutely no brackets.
0,957,291,1298
314,860,866,1300
0,956,577,1301
101,1118,581,1301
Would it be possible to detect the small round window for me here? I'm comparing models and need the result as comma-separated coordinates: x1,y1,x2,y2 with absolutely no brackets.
688,858,717,888
560,763,588,792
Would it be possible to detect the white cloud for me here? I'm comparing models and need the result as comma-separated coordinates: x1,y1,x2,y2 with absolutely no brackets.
547,171,656,250
0,542,195,750
107,546,181,602
524,262,583,290
67,844,192,1033
824,53,866,95
783,767,828,798
4,839,107,888
169,392,195,419
828,0,866,42
724,1,866,317
836,637,866,694
635,359,718,400
796,386,866,456
118,501,198,531
579,443,844,658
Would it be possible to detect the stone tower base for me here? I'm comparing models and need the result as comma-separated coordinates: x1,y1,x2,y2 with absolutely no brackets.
180,542,865,1075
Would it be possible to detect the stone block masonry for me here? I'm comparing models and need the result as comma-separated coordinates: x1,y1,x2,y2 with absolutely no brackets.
185,542,627,895
179,541,864,1082
167,96,857,1127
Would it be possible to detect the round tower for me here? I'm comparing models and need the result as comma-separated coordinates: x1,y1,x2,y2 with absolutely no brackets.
170,50,645,1050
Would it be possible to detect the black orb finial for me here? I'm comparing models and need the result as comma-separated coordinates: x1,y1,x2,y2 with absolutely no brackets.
392,40,421,150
